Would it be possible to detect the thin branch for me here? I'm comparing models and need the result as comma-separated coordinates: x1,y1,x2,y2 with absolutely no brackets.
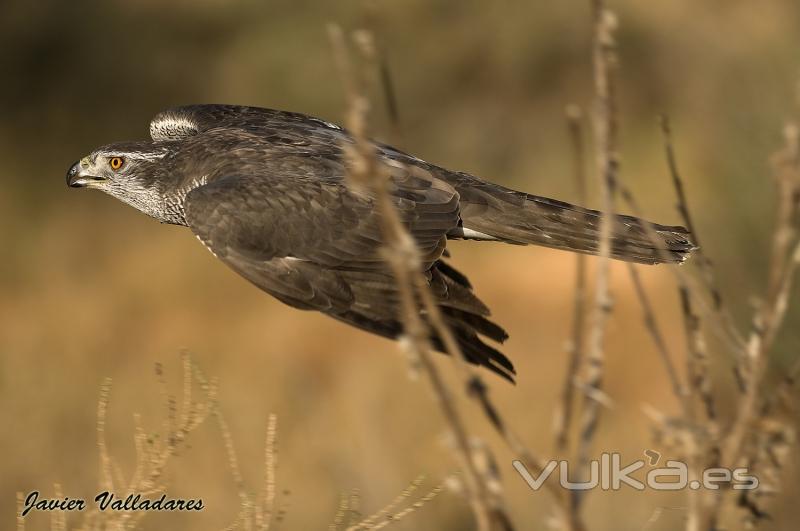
657,117,719,424
256,413,279,530
575,0,618,511
346,477,445,531
627,263,689,411
96,377,115,494
555,105,589,454
359,1,402,140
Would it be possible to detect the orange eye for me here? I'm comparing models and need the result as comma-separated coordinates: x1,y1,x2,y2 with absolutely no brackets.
109,157,125,170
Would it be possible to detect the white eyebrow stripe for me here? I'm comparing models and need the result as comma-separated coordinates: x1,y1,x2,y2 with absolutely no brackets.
97,149,169,161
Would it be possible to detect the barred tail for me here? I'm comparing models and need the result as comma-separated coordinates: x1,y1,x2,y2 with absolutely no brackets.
451,181,695,265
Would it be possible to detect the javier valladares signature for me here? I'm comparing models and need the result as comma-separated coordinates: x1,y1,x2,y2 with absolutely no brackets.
21,490,204,517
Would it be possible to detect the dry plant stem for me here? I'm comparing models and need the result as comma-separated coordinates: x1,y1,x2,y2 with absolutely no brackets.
28,356,282,531
97,378,115,494
612,192,703,531
622,122,721,422
678,286,716,423
327,24,507,531
612,175,707,531
354,476,426,528
626,262,690,413
660,118,725,424
71,355,216,530
51,483,66,531
655,252,746,362
16,492,25,531
618,121,746,365
256,413,279,530
556,106,589,454
760,356,800,417
660,117,746,352
609,182,694,418
656,136,721,529
364,486,443,531
575,0,618,511
677,286,712,531
331,492,352,530
722,125,800,467
346,476,446,530
190,365,257,530
358,1,401,136
143,354,208,491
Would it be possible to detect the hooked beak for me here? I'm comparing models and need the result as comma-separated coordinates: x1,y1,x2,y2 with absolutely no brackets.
66,160,106,188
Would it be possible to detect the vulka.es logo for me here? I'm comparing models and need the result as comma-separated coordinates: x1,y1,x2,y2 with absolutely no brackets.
513,451,759,491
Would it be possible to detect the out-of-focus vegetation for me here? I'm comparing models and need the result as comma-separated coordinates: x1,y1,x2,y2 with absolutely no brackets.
1,1,799,529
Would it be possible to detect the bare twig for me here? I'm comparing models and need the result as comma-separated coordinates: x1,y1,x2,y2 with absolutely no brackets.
16,492,24,531
96,377,115,494
555,105,589,454
575,0,618,511
653,122,723,529
611,151,708,531
660,117,746,348
627,263,689,411
344,476,443,530
255,413,279,530
345,477,445,531
354,476,425,529
358,1,401,141
760,356,800,418
660,117,729,426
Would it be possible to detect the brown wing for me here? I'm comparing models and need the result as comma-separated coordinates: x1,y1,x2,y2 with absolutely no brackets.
183,163,514,380
153,104,693,265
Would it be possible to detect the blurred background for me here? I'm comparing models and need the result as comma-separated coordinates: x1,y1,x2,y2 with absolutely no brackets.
2,0,799,529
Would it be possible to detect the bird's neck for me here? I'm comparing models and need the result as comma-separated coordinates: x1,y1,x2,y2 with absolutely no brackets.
160,174,210,225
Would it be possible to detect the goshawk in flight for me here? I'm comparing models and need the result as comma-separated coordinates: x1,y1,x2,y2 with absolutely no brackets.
67,104,694,382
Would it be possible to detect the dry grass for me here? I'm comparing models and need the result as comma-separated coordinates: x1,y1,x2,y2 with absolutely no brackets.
16,354,448,531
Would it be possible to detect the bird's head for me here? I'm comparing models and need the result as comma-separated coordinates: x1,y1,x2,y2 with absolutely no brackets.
66,141,179,221
66,141,171,191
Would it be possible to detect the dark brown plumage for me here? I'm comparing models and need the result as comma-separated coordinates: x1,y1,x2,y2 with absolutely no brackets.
66,104,695,382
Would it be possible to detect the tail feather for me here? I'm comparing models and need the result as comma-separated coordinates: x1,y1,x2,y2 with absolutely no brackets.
452,180,696,265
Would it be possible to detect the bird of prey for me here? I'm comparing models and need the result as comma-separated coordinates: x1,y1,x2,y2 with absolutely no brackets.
67,104,694,381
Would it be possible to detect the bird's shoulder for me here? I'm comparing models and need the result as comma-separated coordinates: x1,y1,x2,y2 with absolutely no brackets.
150,104,349,144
